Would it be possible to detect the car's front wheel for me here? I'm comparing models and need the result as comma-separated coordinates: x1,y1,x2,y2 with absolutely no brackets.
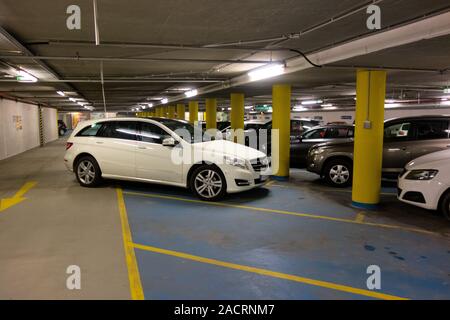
323,159,353,187
190,165,227,201
75,156,102,187
439,191,450,221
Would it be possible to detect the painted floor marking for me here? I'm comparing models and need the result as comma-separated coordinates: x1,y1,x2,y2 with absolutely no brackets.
116,188,144,300
133,242,408,300
0,181,37,212
123,191,440,236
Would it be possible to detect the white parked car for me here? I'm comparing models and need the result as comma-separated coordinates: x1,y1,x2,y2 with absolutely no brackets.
398,149,450,220
64,118,270,201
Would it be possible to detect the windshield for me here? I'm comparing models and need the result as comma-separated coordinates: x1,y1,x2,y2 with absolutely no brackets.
158,119,203,143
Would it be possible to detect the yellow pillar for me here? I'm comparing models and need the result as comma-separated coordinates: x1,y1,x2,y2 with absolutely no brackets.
352,70,387,209
177,104,185,120
230,93,244,131
188,101,199,124
205,98,217,130
272,84,291,180
168,105,176,119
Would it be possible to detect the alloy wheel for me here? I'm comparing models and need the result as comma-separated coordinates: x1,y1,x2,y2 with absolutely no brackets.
329,165,350,185
77,160,96,185
194,169,223,199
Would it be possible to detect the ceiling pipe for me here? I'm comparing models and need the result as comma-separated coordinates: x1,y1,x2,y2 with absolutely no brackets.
93,0,100,45
0,78,223,83
0,55,279,65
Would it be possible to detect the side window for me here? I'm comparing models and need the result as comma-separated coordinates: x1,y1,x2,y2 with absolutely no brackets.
384,122,412,140
76,123,103,137
98,121,138,141
139,122,170,144
415,120,449,140
325,127,350,138
303,128,326,139
348,128,354,138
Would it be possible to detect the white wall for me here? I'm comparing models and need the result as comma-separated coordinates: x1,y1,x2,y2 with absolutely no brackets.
42,107,58,143
0,99,40,160
292,107,450,125
0,99,58,161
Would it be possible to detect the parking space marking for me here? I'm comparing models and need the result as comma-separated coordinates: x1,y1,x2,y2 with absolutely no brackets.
270,183,397,196
116,188,144,300
132,242,407,300
355,212,365,223
0,181,37,212
123,191,440,236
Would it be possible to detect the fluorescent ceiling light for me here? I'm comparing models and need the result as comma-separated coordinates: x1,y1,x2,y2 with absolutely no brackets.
69,98,77,102
301,100,323,105
185,89,198,98
16,70,38,83
148,103,153,108
248,64,285,82
161,98,168,104
321,103,333,107
385,99,396,103
441,100,450,106
56,91,65,96
444,88,450,94
245,106,253,110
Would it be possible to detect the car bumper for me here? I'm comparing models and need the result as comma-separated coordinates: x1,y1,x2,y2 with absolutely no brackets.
222,166,269,193
397,176,441,210
306,154,323,175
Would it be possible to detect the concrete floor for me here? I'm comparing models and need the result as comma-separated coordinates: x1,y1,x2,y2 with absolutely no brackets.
0,138,449,299
0,138,130,299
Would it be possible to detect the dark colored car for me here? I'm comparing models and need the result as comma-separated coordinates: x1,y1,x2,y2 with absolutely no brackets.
58,120,67,136
307,116,450,187
291,125,354,167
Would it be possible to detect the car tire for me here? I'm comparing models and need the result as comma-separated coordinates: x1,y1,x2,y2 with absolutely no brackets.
189,165,227,201
75,156,102,187
439,191,450,221
323,159,353,188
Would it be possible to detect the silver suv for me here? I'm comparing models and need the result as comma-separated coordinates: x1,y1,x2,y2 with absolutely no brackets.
306,116,450,187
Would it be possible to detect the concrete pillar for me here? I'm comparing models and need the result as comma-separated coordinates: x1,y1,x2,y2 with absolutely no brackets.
272,84,291,180
189,101,199,124
352,70,387,209
205,98,217,130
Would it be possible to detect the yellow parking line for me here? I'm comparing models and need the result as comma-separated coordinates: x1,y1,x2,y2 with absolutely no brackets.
14,181,38,198
355,212,365,223
270,183,396,196
133,242,408,300
122,191,439,236
116,188,144,300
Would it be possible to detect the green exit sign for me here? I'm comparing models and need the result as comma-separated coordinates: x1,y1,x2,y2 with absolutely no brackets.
255,104,272,112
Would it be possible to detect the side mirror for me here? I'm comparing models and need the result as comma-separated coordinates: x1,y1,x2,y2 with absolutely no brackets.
162,137,177,147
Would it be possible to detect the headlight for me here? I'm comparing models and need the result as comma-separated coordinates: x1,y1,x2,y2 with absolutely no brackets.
224,155,248,169
310,148,325,156
405,170,438,181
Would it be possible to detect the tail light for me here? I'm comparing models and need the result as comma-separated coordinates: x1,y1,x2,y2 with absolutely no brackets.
66,142,73,150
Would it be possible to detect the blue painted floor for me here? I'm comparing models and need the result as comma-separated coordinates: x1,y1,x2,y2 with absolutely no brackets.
120,170,450,300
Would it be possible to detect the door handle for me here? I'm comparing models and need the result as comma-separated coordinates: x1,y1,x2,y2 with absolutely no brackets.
137,146,147,150
446,145,450,148
95,141,104,144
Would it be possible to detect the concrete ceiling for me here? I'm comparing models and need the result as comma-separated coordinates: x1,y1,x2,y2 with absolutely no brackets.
0,0,449,112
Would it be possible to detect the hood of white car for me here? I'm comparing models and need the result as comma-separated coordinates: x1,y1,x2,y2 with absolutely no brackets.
406,149,450,169
194,140,266,160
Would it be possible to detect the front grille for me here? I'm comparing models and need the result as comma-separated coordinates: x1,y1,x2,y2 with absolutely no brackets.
251,158,269,172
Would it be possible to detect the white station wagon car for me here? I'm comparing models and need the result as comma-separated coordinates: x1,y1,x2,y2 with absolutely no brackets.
64,117,270,201
398,148,450,220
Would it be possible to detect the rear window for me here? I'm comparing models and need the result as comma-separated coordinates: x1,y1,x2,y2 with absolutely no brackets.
76,123,103,137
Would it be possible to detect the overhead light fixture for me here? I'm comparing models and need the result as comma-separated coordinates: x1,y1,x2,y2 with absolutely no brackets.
248,63,285,82
321,103,333,107
185,89,198,98
16,70,38,83
161,98,168,104
444,88,450,94
69,98,77,102
148,103,153,108
385,99,396,103
245,106,253,110
385,103,401,108
301,100,323,105
57,91,65,96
